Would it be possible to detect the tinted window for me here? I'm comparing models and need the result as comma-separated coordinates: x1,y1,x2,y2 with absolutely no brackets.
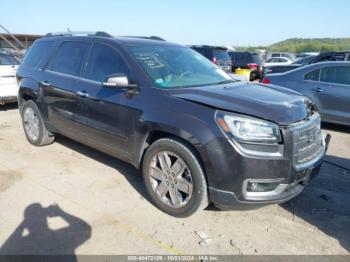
213,50,230,61
235,53,250,63
292,56,314,65
305,69,320,81
49,42,89,76
320,66,350,85
0,54,19,65
192,48,206,56
85,43,130,82
21,41,54,68
251,53,262,64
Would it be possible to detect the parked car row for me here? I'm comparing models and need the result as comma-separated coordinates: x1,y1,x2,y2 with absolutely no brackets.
262,62,350,126
263,51,350,76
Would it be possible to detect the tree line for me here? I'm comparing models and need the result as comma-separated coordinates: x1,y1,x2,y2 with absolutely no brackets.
235,38,350,53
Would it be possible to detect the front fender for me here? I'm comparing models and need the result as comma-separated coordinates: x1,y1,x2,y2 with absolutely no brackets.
129,108,220,186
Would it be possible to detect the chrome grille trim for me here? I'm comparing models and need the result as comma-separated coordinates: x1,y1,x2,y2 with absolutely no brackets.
289,113,325,171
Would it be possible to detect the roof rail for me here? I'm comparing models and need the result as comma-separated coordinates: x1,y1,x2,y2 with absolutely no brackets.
45,31,112,38
189,45,228,50
123,36,166,41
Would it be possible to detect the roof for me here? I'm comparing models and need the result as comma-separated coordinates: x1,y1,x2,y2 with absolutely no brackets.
39,34,181,47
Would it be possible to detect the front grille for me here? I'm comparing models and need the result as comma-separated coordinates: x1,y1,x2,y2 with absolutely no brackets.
290,113,325,170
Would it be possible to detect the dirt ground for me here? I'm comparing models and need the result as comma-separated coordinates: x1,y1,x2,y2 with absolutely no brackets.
0,103,349,255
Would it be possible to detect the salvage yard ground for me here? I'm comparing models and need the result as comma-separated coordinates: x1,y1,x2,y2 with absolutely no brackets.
0,103,349,255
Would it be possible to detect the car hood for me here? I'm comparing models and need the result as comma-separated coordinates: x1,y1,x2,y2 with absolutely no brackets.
168,82,310,125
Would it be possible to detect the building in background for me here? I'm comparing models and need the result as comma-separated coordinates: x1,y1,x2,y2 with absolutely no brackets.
0,33,42,49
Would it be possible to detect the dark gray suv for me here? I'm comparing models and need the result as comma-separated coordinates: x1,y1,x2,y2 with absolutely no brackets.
17,32,328,217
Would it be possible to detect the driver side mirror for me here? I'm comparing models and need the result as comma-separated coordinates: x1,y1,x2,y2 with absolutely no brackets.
102,73,137,90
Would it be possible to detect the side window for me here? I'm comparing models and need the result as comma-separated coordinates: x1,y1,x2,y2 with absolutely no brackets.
21,41,54,68
85,43,130,82
320,66,350,85
305,69,320,81
48,42,89,76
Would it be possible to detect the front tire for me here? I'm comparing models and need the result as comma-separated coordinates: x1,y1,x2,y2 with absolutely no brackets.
21,100,55,146
142,138,208,217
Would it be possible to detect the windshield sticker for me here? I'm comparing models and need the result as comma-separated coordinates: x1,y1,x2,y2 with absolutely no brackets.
135,53,165,68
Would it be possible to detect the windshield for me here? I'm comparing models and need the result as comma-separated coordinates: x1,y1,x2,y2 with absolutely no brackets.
129,45,233,89
292,56,314,65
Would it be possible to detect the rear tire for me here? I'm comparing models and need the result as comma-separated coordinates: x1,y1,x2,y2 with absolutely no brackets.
142,137,208,217
21,100,55,146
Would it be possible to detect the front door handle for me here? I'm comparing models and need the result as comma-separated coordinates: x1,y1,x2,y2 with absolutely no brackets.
312,87,323,93
39,81,50,87
77,91,90,98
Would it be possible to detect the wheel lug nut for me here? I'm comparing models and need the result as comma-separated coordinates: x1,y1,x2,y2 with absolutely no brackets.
166,181,169,185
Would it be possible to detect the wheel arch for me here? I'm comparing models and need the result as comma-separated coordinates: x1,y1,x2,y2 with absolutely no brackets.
135,127,212,190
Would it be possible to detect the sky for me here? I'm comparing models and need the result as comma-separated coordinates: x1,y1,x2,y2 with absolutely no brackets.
1,0,350,46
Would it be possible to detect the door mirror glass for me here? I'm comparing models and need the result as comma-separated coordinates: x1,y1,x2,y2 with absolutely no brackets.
102,74,129,87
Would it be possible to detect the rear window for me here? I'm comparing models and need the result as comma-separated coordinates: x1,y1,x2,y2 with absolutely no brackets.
21,41,54,68
48,41,89,76
213,50,230,60
0,54,19,65
251,54,262,64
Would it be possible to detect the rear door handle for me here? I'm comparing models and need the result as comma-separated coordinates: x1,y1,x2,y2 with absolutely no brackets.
40,81,50,87
312,87,323,93
77,91,90,98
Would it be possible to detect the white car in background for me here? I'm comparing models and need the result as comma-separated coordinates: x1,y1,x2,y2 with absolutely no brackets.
263,57,293,67
0,52,20,105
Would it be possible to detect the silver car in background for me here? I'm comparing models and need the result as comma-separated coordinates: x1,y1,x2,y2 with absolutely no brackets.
262,62,350,126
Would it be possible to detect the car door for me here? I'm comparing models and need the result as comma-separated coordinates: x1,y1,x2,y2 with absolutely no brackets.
315,66,350,124
75,42,140,159
42,41,90,136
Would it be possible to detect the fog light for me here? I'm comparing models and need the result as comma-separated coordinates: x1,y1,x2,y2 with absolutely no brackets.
247,181,280,192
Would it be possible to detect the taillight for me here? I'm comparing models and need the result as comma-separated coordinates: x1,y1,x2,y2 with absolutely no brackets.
212,56,217,64
261,78,271,84
247,63,257,69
